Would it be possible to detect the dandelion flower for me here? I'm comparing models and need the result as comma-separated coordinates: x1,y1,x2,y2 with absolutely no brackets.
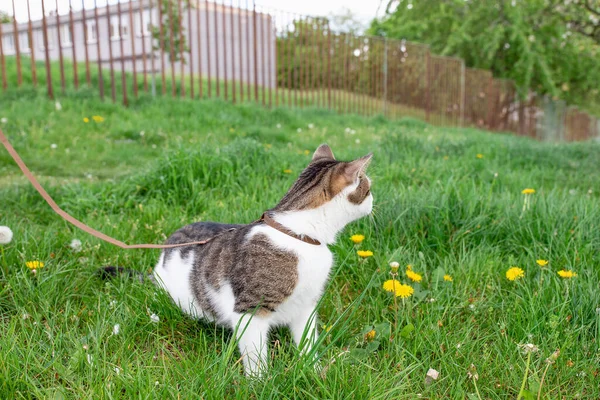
519,343,539,354
350,234,365,244
83,117,90,123
357,250,373,258
70,239,82,253
26,261,45,270
476,154,484,159
395,283,414,298
406,269,423,283
522,188,535,195
365,330,376,341
557,270,577,278
506,267,525,281
92,115,105,123
443,274,453,282
389,261,400,273
303,149,310,156
383,279,401,293
536,259,548,267
382,280,413,298
283,169,292,174
0,226,13,244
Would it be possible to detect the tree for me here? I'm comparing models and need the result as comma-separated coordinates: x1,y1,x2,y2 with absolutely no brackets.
152,0,189,63
369,0,600,114
0,10,13,24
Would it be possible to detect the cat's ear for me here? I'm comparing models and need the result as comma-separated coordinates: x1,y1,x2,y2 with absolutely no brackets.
343,153,373,182
312,144,336,162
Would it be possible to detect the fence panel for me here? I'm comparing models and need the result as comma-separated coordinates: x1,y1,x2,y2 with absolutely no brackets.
0,0,597,141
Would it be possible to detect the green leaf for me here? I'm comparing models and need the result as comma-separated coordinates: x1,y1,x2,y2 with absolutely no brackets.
374,322,391,338
366,340,381,353
400,323,415,340
432,267,446,281
348,348,370,361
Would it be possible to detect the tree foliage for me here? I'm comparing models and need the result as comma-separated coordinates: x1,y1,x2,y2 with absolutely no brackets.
152,0,189,63
369,0,600,113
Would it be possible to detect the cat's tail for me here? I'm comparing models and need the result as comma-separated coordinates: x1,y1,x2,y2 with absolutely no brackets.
98,266,156,284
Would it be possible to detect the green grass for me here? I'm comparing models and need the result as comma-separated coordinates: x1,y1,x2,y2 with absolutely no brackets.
1,75,600,398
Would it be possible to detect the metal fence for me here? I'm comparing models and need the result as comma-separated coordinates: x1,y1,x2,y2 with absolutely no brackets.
1,0,598,141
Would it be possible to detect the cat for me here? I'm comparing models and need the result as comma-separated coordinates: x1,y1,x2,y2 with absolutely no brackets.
152,144,373,376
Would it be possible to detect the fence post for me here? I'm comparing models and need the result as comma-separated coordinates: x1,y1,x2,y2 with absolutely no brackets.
27,0,38,86
0,15,6,91
11,0,22,86
459,60,465,127
253,1,258,102
41,0,54,99
425,49,431,123
327,20,331,110
383,37,388,117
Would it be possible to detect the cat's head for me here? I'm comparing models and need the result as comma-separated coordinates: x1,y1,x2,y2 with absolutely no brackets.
274,144,373,225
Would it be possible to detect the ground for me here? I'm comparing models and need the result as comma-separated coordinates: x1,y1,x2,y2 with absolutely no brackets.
0,90,599,398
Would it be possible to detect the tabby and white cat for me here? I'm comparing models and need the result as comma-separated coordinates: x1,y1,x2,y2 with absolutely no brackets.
153,144,373,376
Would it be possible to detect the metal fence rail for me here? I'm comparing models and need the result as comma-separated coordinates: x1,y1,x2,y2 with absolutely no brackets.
0,0,598,141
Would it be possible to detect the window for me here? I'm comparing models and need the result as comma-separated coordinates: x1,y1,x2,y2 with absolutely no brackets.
110,15,129,40
61,24,72,47
86,21,98,43
37,29,55,50
135,9,156,37
20,32,31,53
2,34,15,55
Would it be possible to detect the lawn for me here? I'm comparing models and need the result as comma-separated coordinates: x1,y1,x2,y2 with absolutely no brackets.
0,87,599,398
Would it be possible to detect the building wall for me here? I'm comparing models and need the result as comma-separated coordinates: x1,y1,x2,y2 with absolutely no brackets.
0,0,276,88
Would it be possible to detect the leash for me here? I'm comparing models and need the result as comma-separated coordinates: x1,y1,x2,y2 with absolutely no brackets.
0,128,321,249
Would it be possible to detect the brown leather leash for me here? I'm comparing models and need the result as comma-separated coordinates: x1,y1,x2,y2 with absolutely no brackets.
0,128,321,249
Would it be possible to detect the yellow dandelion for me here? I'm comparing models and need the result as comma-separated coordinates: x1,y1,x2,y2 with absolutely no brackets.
383,279,401,293
522,188,536,195
92,115,105,123
557,270,577,279
406,264,412,271
506,267,525,281
322,324,332,332
357,250,373,258
476,154,484,159
444,274,453,282
264,143,272,149
350,234,365,244
536,259,548,267
395,284,414,298
303,150,310,156
25,261,45,270
382,279,414,298
365,330,376,341
283,169,292,174
406,269,423,283
83,117,89,123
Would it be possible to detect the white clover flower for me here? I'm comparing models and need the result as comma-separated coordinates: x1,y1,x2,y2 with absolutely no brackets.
150,313,160,323
297,128,302,133
50,143,57,149
276,123,281,129
22,313,30,320
1,117,7,124
350,129,356,135
0,226,13,244
112,324,120,335
520,343,539,354
344,127,351,133
110,300,118,308
114,367,121,375
69,239,82,253
55,101,62,111
308,123,314,129
139,131,145,137
355,139,360,144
